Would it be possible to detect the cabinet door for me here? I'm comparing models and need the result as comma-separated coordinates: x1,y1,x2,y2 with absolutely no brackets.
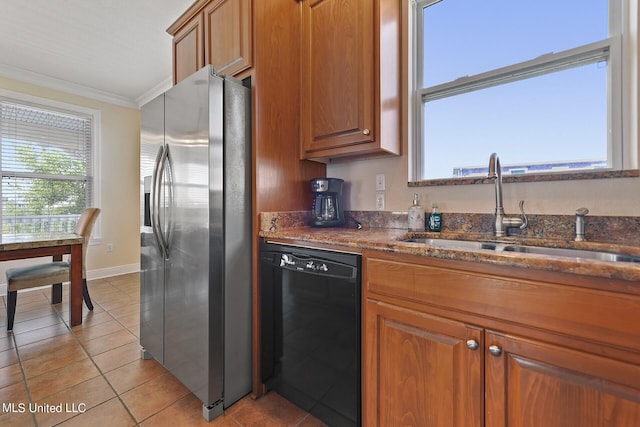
364,300,483,427
486,331,640,427
173,14,204,84
204,0,252,76
300,0,375,158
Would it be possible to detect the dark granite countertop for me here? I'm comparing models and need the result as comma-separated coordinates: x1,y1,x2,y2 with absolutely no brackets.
259,215,640,283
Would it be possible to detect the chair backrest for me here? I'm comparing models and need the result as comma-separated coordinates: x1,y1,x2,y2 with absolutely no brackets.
74,207,100,238
74,208,101,275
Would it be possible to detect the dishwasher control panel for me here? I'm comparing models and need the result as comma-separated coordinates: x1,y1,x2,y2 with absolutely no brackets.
280,254,329,273
273,252,356,279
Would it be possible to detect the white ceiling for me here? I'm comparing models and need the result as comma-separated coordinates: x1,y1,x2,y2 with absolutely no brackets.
0,0,195,108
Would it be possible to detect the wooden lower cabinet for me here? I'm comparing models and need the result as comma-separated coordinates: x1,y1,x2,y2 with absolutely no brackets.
363,250,640,426
364,300,483,426
485,331,640,427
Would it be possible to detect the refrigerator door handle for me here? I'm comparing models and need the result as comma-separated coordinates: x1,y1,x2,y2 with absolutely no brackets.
156,146,171,260
151,145,168,259
164,145,175,256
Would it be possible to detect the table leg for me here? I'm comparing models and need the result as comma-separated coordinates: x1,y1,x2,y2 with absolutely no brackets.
52,254,63,304
70,243,83,326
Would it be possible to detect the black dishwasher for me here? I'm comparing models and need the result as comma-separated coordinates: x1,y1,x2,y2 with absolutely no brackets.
260,241,361,427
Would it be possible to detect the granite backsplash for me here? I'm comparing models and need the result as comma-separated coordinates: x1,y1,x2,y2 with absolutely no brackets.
260,210,640,246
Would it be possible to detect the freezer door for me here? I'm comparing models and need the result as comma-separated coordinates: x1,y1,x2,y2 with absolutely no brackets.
221,76,252,407
163,66,221,406
140,94,165,364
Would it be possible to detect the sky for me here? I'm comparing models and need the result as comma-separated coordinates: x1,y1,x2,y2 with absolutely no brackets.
420,0,610,179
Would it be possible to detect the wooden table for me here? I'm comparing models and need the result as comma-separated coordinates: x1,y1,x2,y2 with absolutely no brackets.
0,233,84,326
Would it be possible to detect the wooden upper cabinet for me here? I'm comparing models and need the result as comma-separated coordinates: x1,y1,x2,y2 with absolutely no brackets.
172,14,204,85
168,0,253,85
300,0,401,161
204,0,252,77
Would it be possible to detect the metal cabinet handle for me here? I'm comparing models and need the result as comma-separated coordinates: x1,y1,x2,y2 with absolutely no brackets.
362,129,370,135
466,339,479,350
488,345,502,356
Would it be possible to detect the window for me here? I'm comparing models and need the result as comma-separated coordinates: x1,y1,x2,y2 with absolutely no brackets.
412,0,634,181
0,94,97,236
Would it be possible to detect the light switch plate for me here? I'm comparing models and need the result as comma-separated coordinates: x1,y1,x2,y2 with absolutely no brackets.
375,174,385,191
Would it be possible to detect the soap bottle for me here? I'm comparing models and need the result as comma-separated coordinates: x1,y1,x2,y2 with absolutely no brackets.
428,203,442,232
408,193,425,231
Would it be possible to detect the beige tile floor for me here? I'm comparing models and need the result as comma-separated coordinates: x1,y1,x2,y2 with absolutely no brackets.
0,273,326,426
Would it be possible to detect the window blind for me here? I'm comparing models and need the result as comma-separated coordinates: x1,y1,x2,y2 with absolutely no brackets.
0,98,93,235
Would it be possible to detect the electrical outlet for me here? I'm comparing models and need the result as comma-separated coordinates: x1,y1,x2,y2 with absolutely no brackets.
376,193,385,210
375,174,386,191
106,243,113,253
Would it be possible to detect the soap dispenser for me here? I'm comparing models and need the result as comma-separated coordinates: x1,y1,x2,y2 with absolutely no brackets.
408,193,425,231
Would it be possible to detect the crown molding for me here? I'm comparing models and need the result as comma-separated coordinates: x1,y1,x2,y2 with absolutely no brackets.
136,76,173,107
0,63,140,109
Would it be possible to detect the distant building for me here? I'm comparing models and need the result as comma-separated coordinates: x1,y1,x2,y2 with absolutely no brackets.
452,159,608,177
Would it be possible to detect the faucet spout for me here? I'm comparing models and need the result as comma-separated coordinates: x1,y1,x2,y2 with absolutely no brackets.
488,152,504,216
487,152,528,237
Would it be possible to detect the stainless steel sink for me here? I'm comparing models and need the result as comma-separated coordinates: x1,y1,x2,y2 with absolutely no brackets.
402,238,499,251
501,245,640,263
402,238,640,263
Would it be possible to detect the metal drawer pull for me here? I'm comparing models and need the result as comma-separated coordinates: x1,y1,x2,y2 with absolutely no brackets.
466,339,479,350
362,129,370,135
488,345,502,356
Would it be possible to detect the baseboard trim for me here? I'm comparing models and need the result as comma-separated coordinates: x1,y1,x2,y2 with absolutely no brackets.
87,263,140,281
0,263,140,295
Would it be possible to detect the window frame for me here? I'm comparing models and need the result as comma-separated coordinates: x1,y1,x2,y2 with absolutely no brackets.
410,0,636,183
0,88,101,241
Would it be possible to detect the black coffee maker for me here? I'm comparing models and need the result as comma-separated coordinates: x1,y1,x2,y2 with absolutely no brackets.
310,178,345,227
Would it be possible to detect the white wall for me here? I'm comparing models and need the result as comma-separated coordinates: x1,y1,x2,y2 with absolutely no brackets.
0,76,140,282
328,153,640,216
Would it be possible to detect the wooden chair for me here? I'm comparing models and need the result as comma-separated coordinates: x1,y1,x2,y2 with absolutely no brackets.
6,208,100,331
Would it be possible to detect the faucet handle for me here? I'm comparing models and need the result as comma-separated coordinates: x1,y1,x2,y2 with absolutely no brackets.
518,200,528,230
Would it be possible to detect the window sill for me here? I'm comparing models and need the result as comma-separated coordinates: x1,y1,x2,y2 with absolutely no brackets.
409,169,640,187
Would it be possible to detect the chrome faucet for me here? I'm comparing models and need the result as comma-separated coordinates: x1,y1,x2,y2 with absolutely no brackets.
487,153,528,237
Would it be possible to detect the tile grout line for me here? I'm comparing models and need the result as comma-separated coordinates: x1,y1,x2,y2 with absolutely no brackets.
60,292,143,426
9,329,39,426
11,285,141,426
24,290,91,427
88,292,194,426
15,289,77,427
91,280,252,426
5,277,256,427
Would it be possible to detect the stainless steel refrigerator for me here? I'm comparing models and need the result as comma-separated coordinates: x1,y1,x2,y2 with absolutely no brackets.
140,65,252,421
